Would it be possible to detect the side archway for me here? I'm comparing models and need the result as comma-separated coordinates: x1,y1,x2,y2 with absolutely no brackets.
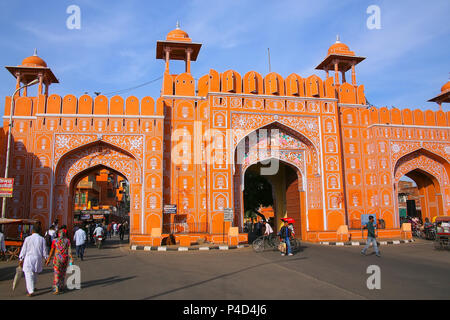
393,149,450,224
52,141,143,233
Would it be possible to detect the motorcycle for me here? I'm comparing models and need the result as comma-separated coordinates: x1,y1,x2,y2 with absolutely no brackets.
422,224,436,240
95,235,103,249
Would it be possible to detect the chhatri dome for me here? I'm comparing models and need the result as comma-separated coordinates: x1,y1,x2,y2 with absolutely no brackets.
166,22,192,42
441,81,450,92
327,35,355,56
21,49,47,68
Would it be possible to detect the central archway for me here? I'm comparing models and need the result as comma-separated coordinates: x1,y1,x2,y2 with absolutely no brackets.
233,122,312,240
243,160,304,239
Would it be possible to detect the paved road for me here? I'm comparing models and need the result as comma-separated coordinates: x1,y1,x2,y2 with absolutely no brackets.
0,238,449,299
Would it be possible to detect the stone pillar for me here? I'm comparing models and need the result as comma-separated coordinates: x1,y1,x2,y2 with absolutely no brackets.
334,60,340,85
164,48,171,73
185,48,193,74
38,73,44,95
15,73,21,97
351,62,356,86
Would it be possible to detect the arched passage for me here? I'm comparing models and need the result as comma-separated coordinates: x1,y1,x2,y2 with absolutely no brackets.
233,122,312,240
243,160,305,239
69,165,130,229
52,141,142,233
394,149,450,225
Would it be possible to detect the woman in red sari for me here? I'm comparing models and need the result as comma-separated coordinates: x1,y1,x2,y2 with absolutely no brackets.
46,228,73,294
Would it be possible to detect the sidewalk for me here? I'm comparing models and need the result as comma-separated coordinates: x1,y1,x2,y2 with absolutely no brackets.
317,239,415,246
130,243,250,252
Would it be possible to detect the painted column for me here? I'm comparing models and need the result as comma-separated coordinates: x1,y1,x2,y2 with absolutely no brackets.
351,62,356,86
38,73,44,95
164,48,171,73
334,60,340,85
186,48,193,74
15,73,21,97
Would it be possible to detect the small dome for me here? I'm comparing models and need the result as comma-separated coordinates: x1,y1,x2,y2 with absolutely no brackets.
441,81,450,92
166,22,191,42
327,35,355,56
21,49,47,68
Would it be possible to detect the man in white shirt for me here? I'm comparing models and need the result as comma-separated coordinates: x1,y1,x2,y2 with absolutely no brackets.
74,227,87,261
93,224,104,247
94,224,104,237
262,220,273,236
18,224,48,296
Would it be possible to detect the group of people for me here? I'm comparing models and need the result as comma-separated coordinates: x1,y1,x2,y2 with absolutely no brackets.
19,221,73,296
256,219,296,256
16,219,128,297
79,221,129,245
106,221,128,240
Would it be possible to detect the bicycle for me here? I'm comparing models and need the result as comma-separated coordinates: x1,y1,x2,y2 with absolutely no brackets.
252,234,280,253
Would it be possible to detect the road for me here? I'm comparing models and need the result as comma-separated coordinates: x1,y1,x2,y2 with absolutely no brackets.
0,238,449,300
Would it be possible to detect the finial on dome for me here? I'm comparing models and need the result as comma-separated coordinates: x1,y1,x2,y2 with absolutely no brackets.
336,35,340,43
33,48,38,56
176,21,180,30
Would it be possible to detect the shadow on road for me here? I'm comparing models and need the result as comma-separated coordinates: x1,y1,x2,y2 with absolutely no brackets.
142,256,307,300
81,275,136,289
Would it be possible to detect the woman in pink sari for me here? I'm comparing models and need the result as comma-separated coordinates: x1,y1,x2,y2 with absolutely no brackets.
46,229,73,294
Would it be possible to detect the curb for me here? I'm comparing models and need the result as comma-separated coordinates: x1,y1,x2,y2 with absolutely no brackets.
319,239,414,246
130,244,249,252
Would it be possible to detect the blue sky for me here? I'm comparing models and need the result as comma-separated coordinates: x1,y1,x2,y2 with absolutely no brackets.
0,0,449,116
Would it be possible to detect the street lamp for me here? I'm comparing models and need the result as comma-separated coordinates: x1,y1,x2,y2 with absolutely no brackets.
1,79,39,219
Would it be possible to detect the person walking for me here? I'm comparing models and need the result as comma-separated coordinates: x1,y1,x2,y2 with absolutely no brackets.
107,223,112,239
118,223,125,241
278,220,293,256
361,215,380,257
73,226,87,261
44,225,56,250
0,228,6,259
18,223,48,297
46,229,73,294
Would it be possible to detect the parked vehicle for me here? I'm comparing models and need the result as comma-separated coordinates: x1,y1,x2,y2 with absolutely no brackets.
422,224,436,240
252,234,280,253
434,216,450,250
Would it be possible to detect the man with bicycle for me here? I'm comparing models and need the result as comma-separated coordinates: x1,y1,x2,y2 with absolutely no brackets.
262,220,273,238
